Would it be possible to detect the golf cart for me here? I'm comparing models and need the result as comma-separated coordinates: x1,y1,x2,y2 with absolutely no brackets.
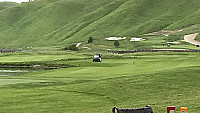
93,53,102,62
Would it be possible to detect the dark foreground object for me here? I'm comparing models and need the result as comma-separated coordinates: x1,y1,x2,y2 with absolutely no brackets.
112,105,153,113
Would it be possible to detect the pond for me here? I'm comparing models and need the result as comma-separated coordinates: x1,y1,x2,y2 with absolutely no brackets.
0,67,45,77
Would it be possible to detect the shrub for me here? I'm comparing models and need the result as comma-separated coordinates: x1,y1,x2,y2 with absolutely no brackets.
63,44,78,51
114,40,120,47
88,37,94,43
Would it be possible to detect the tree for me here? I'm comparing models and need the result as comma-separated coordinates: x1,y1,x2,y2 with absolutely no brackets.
114,40,120,47
64,44,78,51
88,37,93,43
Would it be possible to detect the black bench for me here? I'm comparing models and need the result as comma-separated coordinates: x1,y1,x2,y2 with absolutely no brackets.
112,105,153,113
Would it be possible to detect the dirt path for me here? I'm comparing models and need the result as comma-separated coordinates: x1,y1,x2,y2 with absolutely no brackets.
184,33,200,45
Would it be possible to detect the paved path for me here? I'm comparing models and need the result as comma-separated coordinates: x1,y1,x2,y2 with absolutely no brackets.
184,33,200,45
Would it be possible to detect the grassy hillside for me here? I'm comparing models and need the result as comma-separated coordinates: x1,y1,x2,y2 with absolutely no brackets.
0,0,119,47
1,0,200,48
63,0,200,43
195,33,200,41
0,2,18,11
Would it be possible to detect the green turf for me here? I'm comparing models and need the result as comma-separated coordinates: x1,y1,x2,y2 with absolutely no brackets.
0,52,85,62
0,79,44,86
0,52,199,113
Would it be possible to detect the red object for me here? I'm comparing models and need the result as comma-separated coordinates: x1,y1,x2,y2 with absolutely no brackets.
167,106,175,113
15,72,16,76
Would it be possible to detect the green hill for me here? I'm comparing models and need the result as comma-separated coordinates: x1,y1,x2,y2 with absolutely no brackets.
0,2,18,11
0,0,200,48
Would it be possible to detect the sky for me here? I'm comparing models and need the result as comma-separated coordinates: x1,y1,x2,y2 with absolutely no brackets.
0,0,29,3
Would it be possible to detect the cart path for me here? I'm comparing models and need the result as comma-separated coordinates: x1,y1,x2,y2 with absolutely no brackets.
184,33,200,45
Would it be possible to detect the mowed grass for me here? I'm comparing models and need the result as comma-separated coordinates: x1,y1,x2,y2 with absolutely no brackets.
0,79,44,86
0,52,86,62
0,52,199,113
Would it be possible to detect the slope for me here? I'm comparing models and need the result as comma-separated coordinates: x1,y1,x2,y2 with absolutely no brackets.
1,0,200,47
0,2,18,11
0,0,118,47
61,0,200,44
